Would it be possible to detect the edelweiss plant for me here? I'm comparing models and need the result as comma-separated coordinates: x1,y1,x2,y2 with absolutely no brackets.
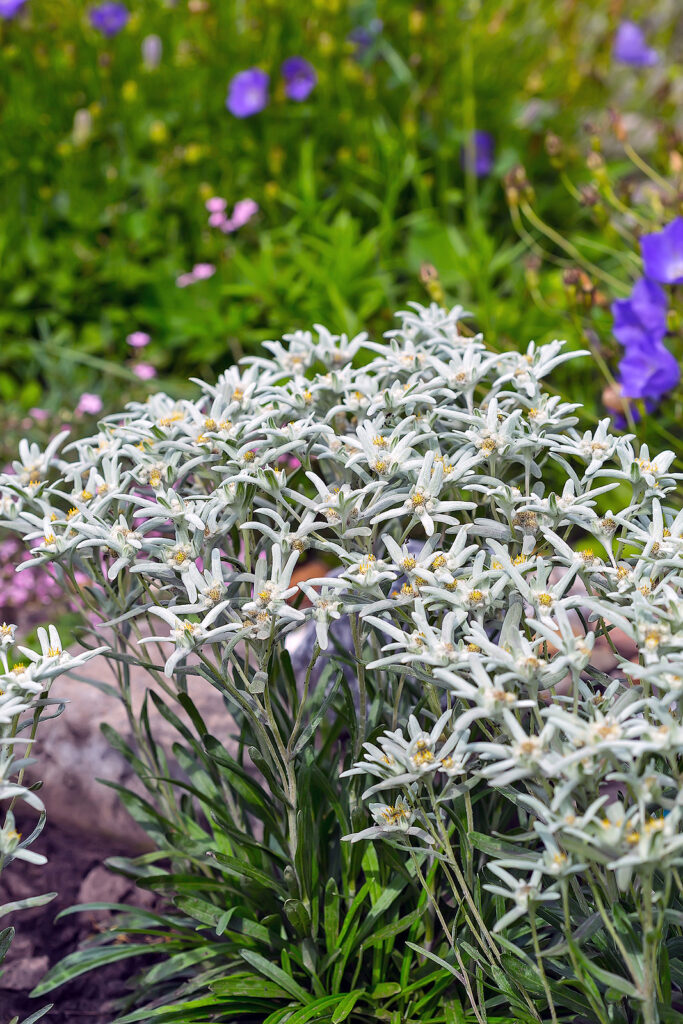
0,621,105,1024
1,303,681,1023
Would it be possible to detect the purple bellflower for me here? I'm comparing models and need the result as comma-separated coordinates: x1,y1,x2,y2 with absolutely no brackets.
618,344,679,400
0,0,27,18
226,68,269,118
348,19,383,58
613,21,658,67
612,277,679,401
89,2,130,36
641,218,683,286
281,57,317,101
461,131,495,178
611,277,668,351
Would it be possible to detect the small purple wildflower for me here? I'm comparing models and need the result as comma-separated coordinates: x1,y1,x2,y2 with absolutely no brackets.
89,2,129,37
461,131,495,178
611,276,679,404
281,57,317,102
0,0,27,19
618,343,679,400
611,277,668,351
641,218,683,286
176,264,215,287
205,197,228,214
77,393,104,416
229,198,258,228
142,34,163,70
206,197,258,233
226,68,269,118
348,19,383,57
127,331,151,348
132,362,157,380
192,263,216,280
613,21,658,67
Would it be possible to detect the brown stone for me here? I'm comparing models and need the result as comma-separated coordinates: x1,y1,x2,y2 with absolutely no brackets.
30,652,233,853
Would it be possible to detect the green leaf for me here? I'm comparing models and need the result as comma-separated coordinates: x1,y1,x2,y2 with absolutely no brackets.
211,851,288,899
30,944,161,996
16,1006,53,1024
263,1007,298,1024
291,670,342,756
174,894,227,928
361,908,423,949
0,926,15,964
443,999,467,1024
331,989,364,1022
0,892,57,920
113,995,251,1022
568,938,641,998
324,877,339,954
660,941,672,1006
283,898,312,937
240,950,311,1005
211,971,290,999
284,994,347,1024
370,982,403,998
467,831,529,859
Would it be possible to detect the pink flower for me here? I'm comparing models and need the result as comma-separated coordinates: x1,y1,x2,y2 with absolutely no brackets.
76,392,104,415
208,212,228,228
133,362,157,380
218,197,259,234
176,263,216,287
231,198,258,228
127,331,151,348
205,196,227,213
192,262,216,280
29,407,50,421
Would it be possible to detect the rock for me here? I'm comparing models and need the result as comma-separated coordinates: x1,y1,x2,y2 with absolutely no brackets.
0,953,49,991
77,865,131,909
29,651,235,853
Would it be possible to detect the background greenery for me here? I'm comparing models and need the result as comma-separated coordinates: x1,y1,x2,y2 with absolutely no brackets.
0,0,680,462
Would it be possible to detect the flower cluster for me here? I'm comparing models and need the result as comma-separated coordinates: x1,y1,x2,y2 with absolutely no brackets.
612,217,682,404
226,58,317,118
205,196,258,235
0,303,681,1008
175,262,216,289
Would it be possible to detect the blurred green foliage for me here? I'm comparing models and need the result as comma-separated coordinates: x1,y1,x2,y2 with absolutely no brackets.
0,0,680,452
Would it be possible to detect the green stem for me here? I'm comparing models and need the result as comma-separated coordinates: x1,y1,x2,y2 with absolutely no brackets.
350,613,367,762
409,848,485,1024
519,200,630,294
530,910,558,1024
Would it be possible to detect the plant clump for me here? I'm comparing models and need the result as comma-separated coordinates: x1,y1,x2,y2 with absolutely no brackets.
1,303,682,1023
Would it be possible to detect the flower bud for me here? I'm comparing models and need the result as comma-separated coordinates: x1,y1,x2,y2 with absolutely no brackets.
142,34,162,70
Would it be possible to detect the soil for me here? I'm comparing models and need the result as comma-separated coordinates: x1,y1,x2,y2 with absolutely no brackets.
0,824,160,1024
